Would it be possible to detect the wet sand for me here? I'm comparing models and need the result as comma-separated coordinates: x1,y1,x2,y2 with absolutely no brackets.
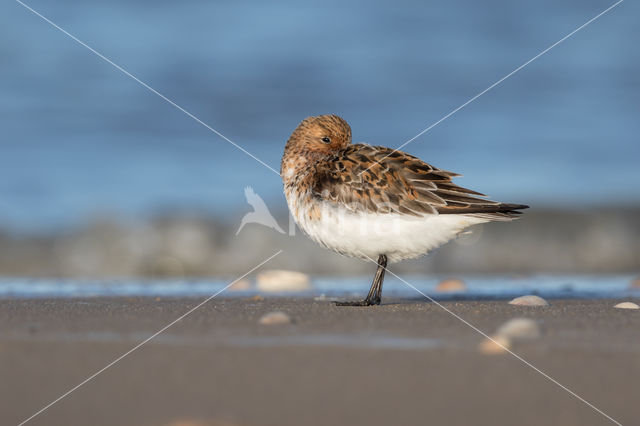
1,297,638,426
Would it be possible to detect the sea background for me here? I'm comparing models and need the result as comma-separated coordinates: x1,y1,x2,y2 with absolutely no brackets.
1,0,638,285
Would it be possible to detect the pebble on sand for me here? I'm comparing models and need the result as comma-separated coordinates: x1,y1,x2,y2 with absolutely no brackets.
228,278,251,291
256,270,311,292
496,318,541,339
435,278,467,292
480,317,541,355
479,335,511,354
247,295,264,302
258,311,292,325
508,295,549,306
614,302,639,310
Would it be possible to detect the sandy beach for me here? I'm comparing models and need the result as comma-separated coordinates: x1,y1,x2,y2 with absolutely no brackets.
1,296,638,426
4,1,638,426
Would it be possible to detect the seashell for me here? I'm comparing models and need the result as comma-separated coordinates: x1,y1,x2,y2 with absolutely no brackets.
256,270,311,292
614,302,639,310
479,335,511,354
228,279,251,291
435,278,466,292
496,318,541,339
258,311,292,325
508,295,549,306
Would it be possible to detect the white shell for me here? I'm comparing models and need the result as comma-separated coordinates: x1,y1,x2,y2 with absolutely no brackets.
478,335,511,355
613,302,639,310
256,270,311,292
509,295,549,306
258,311,292,325
228,279,251,291
435,278,467,292
496,318,541,339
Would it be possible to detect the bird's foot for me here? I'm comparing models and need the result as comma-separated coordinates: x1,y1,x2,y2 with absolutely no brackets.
334,298,380,307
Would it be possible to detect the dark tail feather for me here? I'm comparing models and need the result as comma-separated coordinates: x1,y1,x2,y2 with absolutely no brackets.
469,203,529,221
495,203,529,214
438,203,529,221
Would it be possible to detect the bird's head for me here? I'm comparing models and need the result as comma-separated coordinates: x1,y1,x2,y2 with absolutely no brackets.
284,114,352,157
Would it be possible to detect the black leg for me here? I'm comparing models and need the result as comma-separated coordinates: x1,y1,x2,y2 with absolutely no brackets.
335,254,387,306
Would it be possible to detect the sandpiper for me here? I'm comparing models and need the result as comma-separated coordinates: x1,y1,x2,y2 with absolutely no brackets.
281,114,528,306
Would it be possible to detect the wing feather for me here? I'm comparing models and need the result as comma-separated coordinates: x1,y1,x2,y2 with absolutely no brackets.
311,144,528,218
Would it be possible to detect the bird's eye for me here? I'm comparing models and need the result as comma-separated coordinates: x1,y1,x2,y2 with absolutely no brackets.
321,137,331,144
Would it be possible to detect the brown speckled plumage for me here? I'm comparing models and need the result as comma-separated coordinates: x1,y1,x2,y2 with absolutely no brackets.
281,114,528,219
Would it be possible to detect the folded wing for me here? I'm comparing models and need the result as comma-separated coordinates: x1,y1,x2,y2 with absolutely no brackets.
311,144,528,219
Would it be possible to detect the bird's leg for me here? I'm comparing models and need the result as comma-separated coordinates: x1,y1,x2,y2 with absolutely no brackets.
335,254,387,306
373,254,387,301
367,254,387,303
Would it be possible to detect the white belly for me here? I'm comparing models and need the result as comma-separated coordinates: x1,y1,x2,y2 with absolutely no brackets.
291,197,487,263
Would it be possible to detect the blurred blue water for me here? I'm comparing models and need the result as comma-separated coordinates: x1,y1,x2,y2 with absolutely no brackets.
1,0,638,232
0,275,637,299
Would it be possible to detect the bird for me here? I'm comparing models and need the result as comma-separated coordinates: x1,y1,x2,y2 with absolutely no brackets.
280,114,528,306
236,186,285,235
